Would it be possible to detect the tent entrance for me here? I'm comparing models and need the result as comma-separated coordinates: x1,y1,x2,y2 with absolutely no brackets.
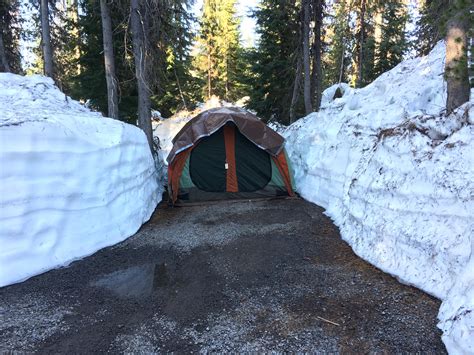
189,123,272,193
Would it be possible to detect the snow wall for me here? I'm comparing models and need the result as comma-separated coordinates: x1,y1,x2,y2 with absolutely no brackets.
0,73,161,287
282,42,473,353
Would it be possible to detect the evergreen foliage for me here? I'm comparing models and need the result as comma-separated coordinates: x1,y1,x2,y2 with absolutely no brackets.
373,1,408,77
44,0,197,122
0,0,22,73
194,0,245,102
246,0,301,123
325,0,352,85
11,0,467,124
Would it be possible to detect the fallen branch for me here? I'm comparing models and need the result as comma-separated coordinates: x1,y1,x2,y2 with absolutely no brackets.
317,316,340,326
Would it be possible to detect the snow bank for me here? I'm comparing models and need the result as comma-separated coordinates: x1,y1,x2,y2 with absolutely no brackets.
0,73,161,287
282,42,473,353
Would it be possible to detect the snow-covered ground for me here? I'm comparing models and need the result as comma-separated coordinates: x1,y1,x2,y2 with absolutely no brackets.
281,42,473,353
0,73,161,287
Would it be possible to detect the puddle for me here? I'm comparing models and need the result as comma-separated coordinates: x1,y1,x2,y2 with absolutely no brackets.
92,263,169,299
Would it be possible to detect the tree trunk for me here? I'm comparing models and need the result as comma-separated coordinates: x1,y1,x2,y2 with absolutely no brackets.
130,0,153,151
338,40,345,83
67,0,81,74
0,32,10,72
356,0,366,87
302,0,312,114
338,0,353,84
311,0,323,111
100,0,119,119
289,54,302,124
40,0,54,78
445,11,470,114
207,50,212,99
174,68,188,111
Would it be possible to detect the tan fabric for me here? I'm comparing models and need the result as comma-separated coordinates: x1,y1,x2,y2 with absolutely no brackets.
167,107,285,165
168,148,191,203
224,125,238,193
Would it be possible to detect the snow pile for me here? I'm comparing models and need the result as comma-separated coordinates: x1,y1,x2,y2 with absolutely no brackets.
0,73,161,287
282,42,473,353
153,114,193,176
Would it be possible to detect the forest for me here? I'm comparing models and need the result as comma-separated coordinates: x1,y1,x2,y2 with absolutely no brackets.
1,0,472,144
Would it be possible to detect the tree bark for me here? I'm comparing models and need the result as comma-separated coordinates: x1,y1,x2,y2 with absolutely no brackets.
207,50,212,99
445,11,470,114
302,0,312,114
130,0,153,151
311,0,323,111
289,54,302,124
0,32,10,72
100,0,119,119
40,0,54,78
356,0,366,87
67,0,81,74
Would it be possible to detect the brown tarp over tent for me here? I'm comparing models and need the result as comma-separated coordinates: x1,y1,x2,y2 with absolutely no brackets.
167,107,285,165
167,107,294,204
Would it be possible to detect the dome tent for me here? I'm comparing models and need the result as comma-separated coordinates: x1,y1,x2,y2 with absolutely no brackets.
167,107,295,204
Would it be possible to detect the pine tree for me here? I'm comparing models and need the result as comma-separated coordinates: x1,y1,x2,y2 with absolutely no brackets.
415,0,471,112
415,0,447,55
40,0,53,77
67,0,109,115
374,0,408,76
325,0,352,85
0,0,22,73
247,0,301,123
194,0,243,101
99,0,119,119
311,0,324,110
153,1,199,116
358,0,378,86
444,0,471,113
351,0,378,87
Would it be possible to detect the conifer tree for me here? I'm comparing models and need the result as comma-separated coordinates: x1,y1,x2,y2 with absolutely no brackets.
415,0,446,55
311,0,324,110
374,0,408,76
154,1,199,116
0,0,22,73
444,0,471,113
415,0,471,112
40,0,53,77
100,0,119,119
351,0,377,87
325,0,352,85
247,0,300,123
194,0,242,101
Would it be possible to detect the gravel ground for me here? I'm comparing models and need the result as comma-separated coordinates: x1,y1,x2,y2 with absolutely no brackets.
0,198,445,353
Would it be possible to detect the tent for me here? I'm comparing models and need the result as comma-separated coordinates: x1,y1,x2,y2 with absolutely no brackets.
167,107,295,204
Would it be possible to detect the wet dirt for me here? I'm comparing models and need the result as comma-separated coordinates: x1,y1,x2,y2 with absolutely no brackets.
0,198,445,353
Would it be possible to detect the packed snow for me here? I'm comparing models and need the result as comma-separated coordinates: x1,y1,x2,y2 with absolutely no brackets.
280,42,473,353
0,73,161,287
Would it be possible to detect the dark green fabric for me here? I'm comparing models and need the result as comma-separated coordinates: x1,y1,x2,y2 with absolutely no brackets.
234,128,272,192
190,128,226,192
179,155,195,189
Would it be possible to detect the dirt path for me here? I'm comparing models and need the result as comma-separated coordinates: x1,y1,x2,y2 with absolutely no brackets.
0,198,445,353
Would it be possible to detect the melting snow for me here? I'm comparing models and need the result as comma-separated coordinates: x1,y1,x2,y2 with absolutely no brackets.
0,73,161,287
281,42,473,353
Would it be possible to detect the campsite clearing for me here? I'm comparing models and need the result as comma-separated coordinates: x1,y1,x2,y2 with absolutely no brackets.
0,198,445,353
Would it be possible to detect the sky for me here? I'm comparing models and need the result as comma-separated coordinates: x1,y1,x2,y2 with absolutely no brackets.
192,0,259,47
